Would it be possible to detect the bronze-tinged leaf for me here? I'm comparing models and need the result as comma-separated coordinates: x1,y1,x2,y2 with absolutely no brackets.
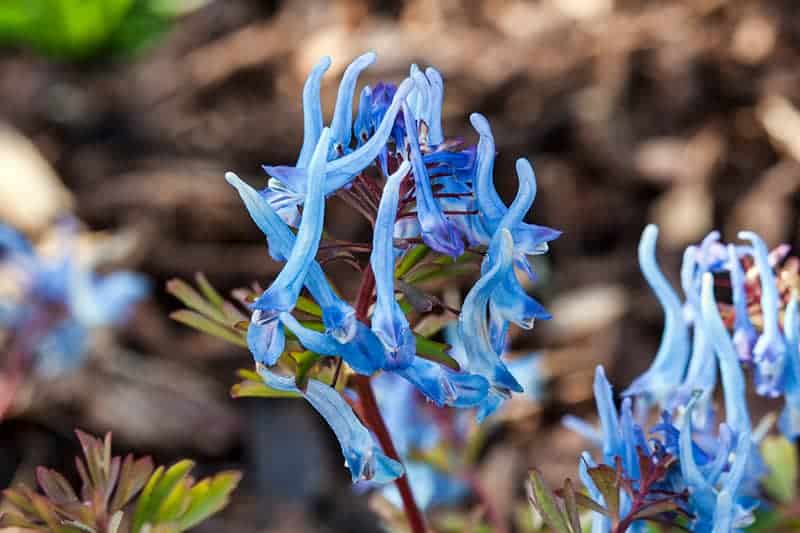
571,492,608,516
0,511,41,528
166,279,227,324
111,454,155,512
587,463,620,522
36,467,79,504
194,273,225,309
561,479,582,533
526,470,572,533
169,310,247,348
29,492,60,529
3,486,38,516
627,498,682,522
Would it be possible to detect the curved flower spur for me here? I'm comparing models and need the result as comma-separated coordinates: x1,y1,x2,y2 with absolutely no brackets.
173,52,558,515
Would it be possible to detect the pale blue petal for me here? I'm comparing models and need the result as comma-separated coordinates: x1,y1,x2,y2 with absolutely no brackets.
425,67,444,145
297,56,332,167
396,356,489,408
403,102,464,257
739,231,786,397
700,273,752,435
469,113,505,226
255,128,331,315
257,364,404,483
780,293,800,439
623,225,690,404
34,318,88,378
728,244,757,363
69,270,149,328
370,161,415,369
247,310,286,366
353,85,373,146
330,52,376,150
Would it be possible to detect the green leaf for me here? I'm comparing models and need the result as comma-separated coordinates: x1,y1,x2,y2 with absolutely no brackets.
166,279,228,324
395,244,430,279
194,273,224,309
296,296,323,317
561,479,582,533
761,435,798,504
414,335,459,370
133,461,194,532
169,310,247,348
230,376,301,399
526,470,572,533
175,471,241,531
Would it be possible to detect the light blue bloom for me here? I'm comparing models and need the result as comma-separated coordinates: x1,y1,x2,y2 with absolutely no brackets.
623,225,690,406
0,222,148,377
680,397,755,532
739,231,786,397
257,364,403,483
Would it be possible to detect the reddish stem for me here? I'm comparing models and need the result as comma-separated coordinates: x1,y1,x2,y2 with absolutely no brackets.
353,266,428,533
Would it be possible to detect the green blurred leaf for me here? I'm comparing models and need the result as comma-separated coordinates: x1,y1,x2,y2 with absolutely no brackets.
414,334,459,370
526,469,572,533
587,464,620,523
133,461,194,532
231,369,301,399
169,310,247,348
761,435,798,504
395,244,429,279
175,471,241,531
167,279,228,324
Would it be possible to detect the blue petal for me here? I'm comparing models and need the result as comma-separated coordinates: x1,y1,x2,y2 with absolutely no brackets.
255,128,331,315
247,310,286,365
506,352,545,401
330,52,376,151
780,293,800,440
594,366,624,465
226,171,358,344
700,273,752,436
728,244,757,363
402,102,464,257
739,231,786,397
381,462,468,510
297,56,332,167
354,85,373,146
623,225,690,405
279,312,384,375
469,113,505,227
396,356,489,408
69,270,149,328
257,364,404,483
458,228,523,396
425,67,445,145
370,161,415,369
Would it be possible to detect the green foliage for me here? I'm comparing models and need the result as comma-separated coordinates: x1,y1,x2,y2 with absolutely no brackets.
527,451,690,533
0,0,204,61
0,430,240,532
760,435,798,505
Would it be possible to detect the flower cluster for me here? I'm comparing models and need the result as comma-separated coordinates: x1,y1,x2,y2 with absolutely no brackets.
0,221,148,378
563,224,800,532
224,52,558,484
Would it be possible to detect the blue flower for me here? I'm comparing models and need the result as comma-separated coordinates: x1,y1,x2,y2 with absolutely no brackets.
680,397,756,532
623,225,691,406
727,244,758,363
0,222,148,377
257,364,403,483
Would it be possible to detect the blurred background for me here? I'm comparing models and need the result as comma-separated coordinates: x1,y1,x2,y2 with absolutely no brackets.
1,0,799,531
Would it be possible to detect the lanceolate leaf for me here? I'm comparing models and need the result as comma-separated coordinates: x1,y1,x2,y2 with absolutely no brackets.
527,469,572,533
169,310,247,348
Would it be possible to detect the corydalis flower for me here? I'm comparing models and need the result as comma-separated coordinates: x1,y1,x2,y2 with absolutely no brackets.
225,52,556,484
0,222,148,377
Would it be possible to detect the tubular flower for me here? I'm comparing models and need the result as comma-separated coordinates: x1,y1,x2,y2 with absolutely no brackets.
0,222,148,378
623,225,691,406
224,52,556,485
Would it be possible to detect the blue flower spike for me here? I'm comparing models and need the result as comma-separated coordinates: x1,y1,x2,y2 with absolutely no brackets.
330,52,377,153
623,225,690,406
739,231,786,397
297,56,332,167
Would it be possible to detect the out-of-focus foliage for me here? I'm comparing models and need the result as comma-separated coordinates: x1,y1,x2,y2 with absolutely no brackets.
0,430,240,532
0,0,205,60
